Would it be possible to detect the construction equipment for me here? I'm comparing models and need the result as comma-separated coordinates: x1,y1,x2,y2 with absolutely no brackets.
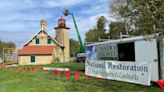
63,8,85,53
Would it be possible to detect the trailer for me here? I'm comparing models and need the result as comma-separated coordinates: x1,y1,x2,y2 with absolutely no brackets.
85,33,164,87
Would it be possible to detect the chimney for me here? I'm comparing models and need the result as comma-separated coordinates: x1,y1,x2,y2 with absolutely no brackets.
41,19,47,31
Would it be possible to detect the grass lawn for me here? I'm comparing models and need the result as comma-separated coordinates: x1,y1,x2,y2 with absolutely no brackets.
0,62,163,92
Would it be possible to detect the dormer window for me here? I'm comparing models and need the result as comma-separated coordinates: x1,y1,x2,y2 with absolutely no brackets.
35,38,40,44
47,38,51,44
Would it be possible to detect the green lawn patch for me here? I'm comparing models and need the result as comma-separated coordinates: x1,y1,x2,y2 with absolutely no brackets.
0,62,163,92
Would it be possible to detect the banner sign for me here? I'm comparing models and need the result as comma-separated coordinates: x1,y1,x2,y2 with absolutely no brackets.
106,61,151,85
85,60,106,78
97,43,118,60
85,45,151,86
86,45,97,60
85,60,151,85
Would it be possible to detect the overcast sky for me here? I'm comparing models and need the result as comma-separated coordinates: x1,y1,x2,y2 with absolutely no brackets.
0,0,116,48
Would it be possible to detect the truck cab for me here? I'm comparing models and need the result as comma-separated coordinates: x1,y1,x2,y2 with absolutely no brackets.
76,53,86,62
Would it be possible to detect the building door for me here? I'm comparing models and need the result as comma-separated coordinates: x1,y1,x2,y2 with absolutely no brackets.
31,55,35,63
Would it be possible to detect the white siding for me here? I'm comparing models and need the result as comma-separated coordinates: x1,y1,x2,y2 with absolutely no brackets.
135,39,159,81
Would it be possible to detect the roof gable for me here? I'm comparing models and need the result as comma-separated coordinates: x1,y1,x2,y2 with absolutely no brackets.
23,30,63,47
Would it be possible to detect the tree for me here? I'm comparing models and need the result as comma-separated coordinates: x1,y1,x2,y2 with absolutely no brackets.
69,38,80,57
85,28,101,42
97,16,107,31
108,22,126,39
85,16,108,42
110,0,164,35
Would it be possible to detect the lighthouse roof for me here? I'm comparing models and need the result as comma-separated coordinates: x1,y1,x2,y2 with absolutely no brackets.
55,16,69,29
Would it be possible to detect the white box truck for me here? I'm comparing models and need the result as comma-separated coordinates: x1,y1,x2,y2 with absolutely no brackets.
85,33,164,87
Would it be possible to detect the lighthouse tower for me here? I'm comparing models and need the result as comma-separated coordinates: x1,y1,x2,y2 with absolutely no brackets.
55,16,70,62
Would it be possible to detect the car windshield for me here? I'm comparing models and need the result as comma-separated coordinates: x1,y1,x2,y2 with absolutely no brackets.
77,53,86,57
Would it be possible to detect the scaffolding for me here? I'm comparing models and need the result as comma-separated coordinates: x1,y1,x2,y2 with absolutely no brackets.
2,48,17,64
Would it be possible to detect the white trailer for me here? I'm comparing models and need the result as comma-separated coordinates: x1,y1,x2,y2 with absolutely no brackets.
85,33,164,86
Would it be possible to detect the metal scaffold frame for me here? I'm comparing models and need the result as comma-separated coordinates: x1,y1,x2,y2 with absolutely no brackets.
2,48,17,65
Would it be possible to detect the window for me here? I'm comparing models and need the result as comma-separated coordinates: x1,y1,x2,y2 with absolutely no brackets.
118,42,135,61
47,39,51,44
35,38,40,44
31,55,35,63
